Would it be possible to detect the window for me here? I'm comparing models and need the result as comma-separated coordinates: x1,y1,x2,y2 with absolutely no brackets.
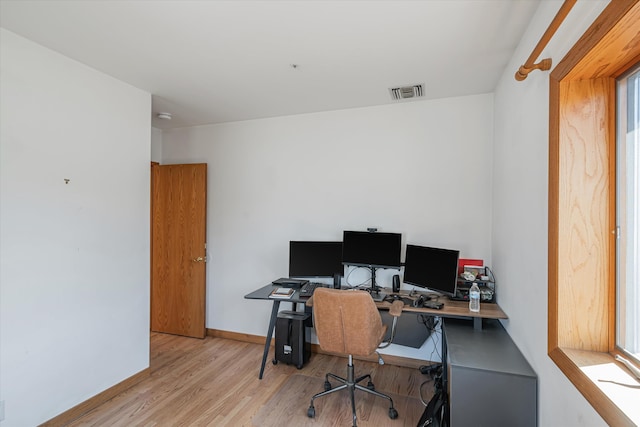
617,66,640,364
548,2,640,426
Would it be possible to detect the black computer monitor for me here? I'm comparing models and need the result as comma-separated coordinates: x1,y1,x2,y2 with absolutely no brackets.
341,231,402,269
288,241,344,278
403,244,460,297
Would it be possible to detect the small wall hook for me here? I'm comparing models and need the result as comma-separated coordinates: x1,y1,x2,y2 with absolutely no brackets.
64,179,70,184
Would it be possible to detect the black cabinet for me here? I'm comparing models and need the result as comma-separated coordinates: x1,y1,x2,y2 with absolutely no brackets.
443,319,537,427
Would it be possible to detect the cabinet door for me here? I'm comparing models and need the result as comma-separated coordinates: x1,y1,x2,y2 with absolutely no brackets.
445,319,537,427
449,366,536,427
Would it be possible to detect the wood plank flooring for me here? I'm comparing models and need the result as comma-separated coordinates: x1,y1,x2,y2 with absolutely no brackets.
66,333,433,426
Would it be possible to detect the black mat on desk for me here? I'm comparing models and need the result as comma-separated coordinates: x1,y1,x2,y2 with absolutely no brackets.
380,311,433,348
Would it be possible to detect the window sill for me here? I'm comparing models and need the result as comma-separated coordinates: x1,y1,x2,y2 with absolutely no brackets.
550,347,640,426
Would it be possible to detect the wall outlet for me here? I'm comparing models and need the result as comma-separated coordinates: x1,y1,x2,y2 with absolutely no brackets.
0,400,4,421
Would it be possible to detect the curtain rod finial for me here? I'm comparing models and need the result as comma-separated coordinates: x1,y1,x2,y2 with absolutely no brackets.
515,58,553,81
515,65,530,81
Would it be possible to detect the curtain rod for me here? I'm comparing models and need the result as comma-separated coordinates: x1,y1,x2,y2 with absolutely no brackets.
515,0,577,81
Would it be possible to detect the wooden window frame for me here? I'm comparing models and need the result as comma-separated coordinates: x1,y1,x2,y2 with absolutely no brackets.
548,1,640,426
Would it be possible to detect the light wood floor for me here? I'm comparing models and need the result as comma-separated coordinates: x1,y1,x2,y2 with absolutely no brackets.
66,333,433,426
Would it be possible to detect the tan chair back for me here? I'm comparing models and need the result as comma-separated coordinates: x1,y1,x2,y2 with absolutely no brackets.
312,288,387,357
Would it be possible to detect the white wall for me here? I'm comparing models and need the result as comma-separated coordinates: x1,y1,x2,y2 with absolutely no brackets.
151,126,162,163
162,94,494,359
0,29,151,426
492,1,609,426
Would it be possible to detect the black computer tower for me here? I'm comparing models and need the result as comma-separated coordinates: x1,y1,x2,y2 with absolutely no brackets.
274,310,310,369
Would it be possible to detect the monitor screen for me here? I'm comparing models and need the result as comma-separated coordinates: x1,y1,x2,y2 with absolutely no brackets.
403,244,460,296
289,241,344,278
342,231,402,269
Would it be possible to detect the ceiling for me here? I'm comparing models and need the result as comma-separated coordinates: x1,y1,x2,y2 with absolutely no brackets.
0,0,541,130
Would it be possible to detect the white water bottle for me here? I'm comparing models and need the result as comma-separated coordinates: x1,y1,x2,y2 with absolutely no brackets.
469,283,480,312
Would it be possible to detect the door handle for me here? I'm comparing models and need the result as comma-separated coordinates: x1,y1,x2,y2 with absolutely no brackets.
192,257,206,262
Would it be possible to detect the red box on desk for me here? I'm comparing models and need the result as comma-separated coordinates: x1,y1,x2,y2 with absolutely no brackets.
458,259,483,275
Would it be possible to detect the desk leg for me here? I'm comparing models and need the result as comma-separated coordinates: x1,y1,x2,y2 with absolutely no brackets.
473,317,482,330
259,300,281,379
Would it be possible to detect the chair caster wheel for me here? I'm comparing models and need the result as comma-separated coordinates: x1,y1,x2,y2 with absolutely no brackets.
296,364,303,369
388,407,398,419
307,406,315,418
324,381,332,391
367,381,375,390
272,359,277,365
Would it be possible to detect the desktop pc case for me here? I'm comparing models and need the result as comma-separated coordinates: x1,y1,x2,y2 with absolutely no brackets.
274,310,310,369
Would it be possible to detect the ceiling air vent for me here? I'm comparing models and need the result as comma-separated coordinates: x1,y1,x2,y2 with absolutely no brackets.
389,84,424,100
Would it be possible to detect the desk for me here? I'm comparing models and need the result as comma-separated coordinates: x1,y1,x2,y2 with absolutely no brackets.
245,283,508,379
244,283,311,379
376,294,507,330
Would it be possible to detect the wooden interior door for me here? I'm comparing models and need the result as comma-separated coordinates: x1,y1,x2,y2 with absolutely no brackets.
151,163,207,338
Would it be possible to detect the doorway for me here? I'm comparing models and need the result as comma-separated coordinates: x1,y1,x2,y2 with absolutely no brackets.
150,163,207,338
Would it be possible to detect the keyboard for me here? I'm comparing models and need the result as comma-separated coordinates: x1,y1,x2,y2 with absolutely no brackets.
299,282,325,297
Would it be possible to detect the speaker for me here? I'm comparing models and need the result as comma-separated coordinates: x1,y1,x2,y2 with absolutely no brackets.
333,273,341,289
392,274,400,293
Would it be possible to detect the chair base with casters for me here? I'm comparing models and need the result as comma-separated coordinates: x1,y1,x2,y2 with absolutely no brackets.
307,354,398,426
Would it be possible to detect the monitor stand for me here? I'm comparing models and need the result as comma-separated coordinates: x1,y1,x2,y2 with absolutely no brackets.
370,291,387,302
368,266,386,302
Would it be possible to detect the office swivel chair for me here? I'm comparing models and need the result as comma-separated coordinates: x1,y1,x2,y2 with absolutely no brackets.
307,287,404,427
